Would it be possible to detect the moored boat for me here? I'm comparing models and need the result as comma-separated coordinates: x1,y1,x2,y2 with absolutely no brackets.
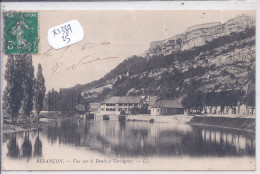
103,115,110,120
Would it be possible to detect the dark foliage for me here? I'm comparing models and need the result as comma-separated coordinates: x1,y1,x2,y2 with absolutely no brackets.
46,88,82,112
182,89,254,112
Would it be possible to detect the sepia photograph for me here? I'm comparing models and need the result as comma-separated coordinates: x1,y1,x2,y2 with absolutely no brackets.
1,6,256,171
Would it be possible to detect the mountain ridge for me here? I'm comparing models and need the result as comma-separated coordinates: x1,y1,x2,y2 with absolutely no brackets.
72,14,255,104
145,14,255,57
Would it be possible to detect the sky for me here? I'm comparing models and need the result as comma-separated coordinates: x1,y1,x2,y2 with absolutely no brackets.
3,10,255,91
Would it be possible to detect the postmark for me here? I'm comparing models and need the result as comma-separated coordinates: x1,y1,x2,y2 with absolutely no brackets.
4,11,39,54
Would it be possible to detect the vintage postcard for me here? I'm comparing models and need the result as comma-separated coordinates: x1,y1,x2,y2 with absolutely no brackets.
0,2,257,171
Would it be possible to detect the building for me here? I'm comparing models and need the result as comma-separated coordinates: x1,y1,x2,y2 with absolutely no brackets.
89,102,100,113
151,100,184,116
100,96,142,115
142,96,159,111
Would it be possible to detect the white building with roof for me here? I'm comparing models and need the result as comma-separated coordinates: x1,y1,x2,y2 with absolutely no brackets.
151,100,184,116
100,96,142,115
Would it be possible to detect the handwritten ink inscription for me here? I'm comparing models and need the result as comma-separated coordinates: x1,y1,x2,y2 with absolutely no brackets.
48,20,84,49
52,24,72,44
39,40,116,75
52,55,118,75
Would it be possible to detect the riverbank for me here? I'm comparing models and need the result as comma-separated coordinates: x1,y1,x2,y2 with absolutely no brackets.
2,120,52,134
2,116,82,134
125,114,255,132
126,114,193,123
189,116,255,132
2,110,79,134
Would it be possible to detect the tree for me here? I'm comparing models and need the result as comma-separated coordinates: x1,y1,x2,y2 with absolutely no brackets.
34,64,46,122
4,55,25,123
21,55,34,121
130,107,139,115
245,90,255,107
182,91,203,114
139,105,149,114
120,110,126,115
244,89,255,114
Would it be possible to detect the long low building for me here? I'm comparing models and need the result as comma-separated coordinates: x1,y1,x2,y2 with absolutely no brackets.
100,96,142,115
151,100,184,116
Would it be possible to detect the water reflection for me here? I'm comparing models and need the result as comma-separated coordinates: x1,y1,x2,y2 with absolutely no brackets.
197,126,255,156
5,129,43,160
7,133,19,158
34,130,42,157
4,119,255,160
21,132,32,160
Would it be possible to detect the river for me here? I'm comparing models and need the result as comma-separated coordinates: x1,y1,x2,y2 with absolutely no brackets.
2,118,255,170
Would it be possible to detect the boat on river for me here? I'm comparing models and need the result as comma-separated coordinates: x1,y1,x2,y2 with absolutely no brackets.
103,115,110,120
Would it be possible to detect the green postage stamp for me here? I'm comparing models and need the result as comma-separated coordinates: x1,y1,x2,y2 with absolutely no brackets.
4,11,38,54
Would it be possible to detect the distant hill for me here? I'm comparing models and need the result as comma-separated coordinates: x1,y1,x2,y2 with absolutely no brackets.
75,14,255,104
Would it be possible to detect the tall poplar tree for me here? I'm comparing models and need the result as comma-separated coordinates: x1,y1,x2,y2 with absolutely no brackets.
21,55,34,121
4,55,25,123
34,64,46,122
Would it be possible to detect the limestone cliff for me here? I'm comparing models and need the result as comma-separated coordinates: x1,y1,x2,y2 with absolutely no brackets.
77,13,255,104
146,14,255,57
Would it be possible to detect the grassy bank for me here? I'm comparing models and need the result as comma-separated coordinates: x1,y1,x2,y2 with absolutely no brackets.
189,116,255,132
2,120,52,134
2,110,78,134
2,115,81,134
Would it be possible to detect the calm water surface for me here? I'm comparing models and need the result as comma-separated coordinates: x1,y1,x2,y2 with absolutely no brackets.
2,119,255,162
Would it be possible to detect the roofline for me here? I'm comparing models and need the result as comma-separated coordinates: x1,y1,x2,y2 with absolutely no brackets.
151,106,183,109
101,96,142,104
151,100,183,108
101,101,141,104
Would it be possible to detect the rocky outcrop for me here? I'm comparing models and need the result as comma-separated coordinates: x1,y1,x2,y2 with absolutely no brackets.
146,14,255,57
78,14,255,103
